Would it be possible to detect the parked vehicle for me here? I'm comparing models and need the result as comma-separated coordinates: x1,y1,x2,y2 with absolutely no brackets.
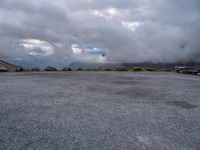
0,64,7,72
175,66,188,74
175,66,200,75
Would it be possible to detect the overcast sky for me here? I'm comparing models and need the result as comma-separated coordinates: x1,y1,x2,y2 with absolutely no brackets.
0,0,200,67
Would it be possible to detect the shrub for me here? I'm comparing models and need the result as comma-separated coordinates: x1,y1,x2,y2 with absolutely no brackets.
94,68,103,71
76,68,84,71
16,67,25,72
84,69,88,71
132,67,144,71
146,68,156,71
62,67,72,71
103,68,112,71
25,68,30,72
116,66,128,71
44,66,57,71
31,68,40,72
85,68,94,71
16,67,31,72
163,68,172,72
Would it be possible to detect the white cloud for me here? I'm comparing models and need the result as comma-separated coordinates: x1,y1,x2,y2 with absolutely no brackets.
20,38,54,56
121,21,142,31
90,7,121,19
107,8,120,17
71,44,82,54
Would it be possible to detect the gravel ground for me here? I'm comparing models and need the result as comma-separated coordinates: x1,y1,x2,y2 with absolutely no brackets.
0,72,200,150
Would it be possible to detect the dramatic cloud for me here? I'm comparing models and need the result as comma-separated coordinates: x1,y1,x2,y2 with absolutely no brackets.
20,39,54,56
0,0,200,67
71,43,106,63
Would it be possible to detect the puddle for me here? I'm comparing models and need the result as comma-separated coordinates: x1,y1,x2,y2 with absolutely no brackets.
167,101,197,109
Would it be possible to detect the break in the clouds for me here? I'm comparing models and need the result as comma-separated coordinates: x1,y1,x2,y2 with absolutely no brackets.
20,39,54,56
0,0,200,67
71,43,106,63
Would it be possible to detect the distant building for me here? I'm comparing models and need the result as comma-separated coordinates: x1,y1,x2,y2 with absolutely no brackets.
0,60,17,72
175,66,200,75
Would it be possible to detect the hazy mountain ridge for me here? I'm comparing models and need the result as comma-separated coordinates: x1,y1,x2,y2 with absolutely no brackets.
121,62,200,68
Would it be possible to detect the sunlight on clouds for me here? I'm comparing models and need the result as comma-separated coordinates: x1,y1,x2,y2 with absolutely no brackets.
22,39,47,45
92,10,104,18
107,8,119,16
71,44,82,54
121,21,142,31
20,39,54,56
90,7,120,19
71,43,107,63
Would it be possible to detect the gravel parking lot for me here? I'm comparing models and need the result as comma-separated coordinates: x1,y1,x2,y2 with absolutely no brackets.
0,72,200,150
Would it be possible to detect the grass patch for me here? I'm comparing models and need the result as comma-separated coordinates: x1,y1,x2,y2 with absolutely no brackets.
115,67,128,71
31,68,40,72
62,67,72,71
76,68,84,71
145,68,156,71
44,66,57,71
131,67,144,72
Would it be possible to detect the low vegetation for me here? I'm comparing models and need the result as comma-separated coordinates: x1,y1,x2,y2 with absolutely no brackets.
85,68,95,71
31,68,40,72
44,66,57,71
163,68,172,72
94,68,112,71
16,67,30,72
131,67,144,72
10,66,179,73
76,68,84,71
62,67,72,71
145,68,156,71
103,68,112,71
115,66,128,71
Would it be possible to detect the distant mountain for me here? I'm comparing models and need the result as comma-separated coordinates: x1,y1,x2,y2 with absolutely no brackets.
69,62,120,68
9,58,70,69
121,62,200,68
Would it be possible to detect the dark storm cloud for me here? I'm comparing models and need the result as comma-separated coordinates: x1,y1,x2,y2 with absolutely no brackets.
0,0,200,65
